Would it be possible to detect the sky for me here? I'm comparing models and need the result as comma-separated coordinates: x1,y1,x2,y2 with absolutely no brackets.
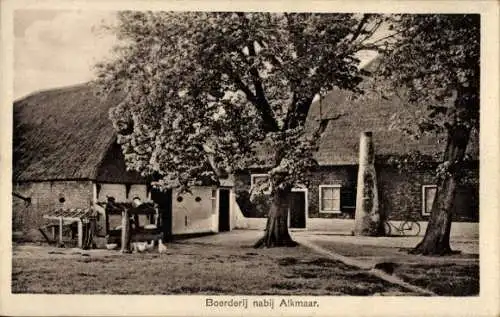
14,10,118,100
13,10,378,100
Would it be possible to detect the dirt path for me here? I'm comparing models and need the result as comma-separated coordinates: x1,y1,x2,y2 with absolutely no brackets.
306,233,477,254
294,237,436,296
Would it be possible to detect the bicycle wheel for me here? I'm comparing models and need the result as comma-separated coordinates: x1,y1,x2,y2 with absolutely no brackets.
401,221,421,236
383,221,392,236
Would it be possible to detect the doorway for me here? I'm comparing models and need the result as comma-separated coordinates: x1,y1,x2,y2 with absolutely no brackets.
289,190,306,229
150,188,172,241
218,188,231,232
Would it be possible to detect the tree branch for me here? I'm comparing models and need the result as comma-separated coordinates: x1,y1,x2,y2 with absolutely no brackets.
224,62,280,132
283,96,314,130
247,41,274,117
350,14,371,44
362,19,384,42
312,114,344,140
368,28,404,46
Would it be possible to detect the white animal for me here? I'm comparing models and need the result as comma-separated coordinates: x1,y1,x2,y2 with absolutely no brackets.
145,240,155,251
158,239,167,254
132,241,147,253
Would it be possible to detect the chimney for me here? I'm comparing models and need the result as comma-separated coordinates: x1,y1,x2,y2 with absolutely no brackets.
353,132,382,236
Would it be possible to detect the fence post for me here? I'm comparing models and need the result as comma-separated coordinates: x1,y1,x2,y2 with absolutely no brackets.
58,216,63,247
77,219,83,248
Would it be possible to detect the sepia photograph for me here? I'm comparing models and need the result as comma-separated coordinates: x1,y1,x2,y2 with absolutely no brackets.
2,1,499,316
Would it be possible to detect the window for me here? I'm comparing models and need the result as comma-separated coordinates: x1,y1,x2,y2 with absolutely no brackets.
422,185,437,216
250,174,271,194
319,185,341,213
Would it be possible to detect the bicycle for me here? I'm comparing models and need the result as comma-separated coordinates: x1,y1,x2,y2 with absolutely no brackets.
384,219,421,236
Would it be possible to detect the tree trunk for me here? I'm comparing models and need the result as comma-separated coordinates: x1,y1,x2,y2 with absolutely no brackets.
411,89,474,255
412,174,457,255
254,188,297,248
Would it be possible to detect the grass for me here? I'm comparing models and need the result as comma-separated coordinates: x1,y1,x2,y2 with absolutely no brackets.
394,263,479,296
311,240,479,296
12,242,407,295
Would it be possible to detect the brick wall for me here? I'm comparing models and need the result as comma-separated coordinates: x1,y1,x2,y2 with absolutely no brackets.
235,167,357,219
307,166,358,219
377,166,478,222
377,166,434,221
12,180,93,238
234,165,479,222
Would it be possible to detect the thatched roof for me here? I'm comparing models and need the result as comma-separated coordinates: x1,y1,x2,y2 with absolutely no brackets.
300,56,479,165
303,86,479,166
251,58,479,167
13,83,145,183
249,56,478,167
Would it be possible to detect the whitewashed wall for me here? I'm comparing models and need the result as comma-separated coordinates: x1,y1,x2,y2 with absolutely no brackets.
98,184,126,202
172,186,217,234
128,184,148,201
96,183,148,202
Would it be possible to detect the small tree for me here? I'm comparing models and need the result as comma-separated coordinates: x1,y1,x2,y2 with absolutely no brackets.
95,11,383,247
375,14,480,255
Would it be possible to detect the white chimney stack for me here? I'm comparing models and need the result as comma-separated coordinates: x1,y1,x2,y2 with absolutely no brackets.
353,132,383,236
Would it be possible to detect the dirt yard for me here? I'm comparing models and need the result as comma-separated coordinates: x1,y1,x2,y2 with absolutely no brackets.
12,230,479,296
12,241,410,295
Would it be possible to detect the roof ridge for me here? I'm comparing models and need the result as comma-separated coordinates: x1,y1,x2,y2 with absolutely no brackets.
14,81,93,103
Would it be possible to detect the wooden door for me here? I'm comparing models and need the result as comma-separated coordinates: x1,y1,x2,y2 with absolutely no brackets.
289,191,306,228
218,188,231,232
150,188,172,241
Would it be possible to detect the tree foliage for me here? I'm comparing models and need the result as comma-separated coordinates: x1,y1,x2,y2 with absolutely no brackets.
95,12,382,192
368,14,480,183
376,14,479,144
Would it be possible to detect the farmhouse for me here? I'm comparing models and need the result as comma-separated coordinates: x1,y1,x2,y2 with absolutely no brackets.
12,83,245,242
13,79,479,239
235,86,479,229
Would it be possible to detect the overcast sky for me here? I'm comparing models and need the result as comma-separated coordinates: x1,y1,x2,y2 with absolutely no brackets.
14,10,117,100
14,10,378,100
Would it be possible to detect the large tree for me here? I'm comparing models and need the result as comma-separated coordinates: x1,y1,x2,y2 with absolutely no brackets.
375,14,480,255
95,11,382,247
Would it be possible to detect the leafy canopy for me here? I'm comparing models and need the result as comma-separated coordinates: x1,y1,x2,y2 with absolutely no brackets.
375,14,480,138
95,12,382,192
365,14,480,182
